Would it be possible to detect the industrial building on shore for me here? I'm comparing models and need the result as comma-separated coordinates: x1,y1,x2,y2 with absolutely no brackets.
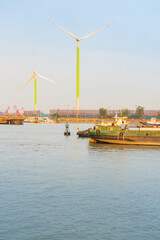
49,109,160,118
2,108,159,118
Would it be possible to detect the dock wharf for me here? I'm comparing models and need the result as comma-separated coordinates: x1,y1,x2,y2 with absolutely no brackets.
0,115,26,125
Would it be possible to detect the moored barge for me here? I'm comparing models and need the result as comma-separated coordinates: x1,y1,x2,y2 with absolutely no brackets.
0,115,25,125
89,125,160,146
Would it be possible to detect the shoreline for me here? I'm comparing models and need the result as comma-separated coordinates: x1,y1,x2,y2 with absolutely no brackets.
25,118,146,124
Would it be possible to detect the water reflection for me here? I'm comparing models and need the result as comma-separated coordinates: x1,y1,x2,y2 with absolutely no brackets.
88,142,160,153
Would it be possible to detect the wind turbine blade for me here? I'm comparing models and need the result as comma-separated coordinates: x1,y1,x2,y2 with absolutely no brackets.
21,75,35,90
37,73,57,85
79,25,110,41
52,21,78,40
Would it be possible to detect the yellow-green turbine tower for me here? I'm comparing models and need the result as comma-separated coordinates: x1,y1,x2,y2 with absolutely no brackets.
53,22,110,113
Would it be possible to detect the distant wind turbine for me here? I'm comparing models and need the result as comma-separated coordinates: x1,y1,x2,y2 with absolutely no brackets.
52,22,110,112
21,56,57,113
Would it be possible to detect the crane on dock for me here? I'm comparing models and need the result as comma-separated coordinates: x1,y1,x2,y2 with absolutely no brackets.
5,106,10,114
21,107,24,113
13,105,19,114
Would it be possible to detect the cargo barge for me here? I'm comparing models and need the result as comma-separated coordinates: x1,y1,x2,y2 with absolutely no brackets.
89,125,160,146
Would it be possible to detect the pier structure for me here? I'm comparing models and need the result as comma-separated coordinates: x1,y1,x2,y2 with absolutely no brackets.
0,115,25,125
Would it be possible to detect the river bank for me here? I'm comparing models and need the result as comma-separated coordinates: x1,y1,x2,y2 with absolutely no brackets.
52,118,146,124
23,116,148,124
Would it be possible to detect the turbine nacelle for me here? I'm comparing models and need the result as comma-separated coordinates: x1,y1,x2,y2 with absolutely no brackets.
52,21,111,43
21,72,57,90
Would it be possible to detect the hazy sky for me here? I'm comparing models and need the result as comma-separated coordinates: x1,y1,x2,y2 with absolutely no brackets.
0,0,160,112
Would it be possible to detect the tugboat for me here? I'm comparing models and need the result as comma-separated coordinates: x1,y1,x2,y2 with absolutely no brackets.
77,114,127,138
140,118,160,128
64,122,70,136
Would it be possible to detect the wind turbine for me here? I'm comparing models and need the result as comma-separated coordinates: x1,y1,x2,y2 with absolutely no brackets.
21,59,57,113
52,22,110,113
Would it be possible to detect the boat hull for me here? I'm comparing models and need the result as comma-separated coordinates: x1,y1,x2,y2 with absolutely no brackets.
90,138,160,146
89,134,160,146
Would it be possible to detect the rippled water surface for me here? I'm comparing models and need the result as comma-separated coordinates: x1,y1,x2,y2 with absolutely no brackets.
1,123,160,240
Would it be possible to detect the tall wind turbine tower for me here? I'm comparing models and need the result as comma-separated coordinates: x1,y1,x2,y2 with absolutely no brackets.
53,22,110,113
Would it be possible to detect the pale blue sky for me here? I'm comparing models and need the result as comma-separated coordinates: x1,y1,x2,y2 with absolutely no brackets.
0,0,160,112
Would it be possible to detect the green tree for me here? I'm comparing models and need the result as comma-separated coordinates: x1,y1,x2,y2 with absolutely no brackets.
157,112,160,118
99,108,106,118
51,113,60,119
135,106,144,118
121,108,131,117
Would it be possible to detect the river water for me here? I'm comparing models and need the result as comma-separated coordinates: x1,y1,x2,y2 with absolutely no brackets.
0,123,160,240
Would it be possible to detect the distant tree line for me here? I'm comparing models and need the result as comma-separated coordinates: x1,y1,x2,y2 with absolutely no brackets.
99,106,145,119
